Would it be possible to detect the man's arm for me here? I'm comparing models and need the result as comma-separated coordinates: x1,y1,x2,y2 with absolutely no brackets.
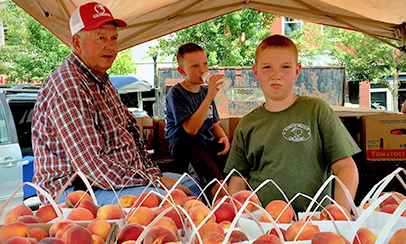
331,156,359,212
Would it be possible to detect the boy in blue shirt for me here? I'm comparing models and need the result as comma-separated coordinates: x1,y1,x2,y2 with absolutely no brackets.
165,42,229,198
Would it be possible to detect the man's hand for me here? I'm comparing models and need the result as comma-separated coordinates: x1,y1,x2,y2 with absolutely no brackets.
160,176,191,195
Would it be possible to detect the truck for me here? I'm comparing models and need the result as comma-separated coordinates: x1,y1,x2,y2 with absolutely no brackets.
155,66,347,119
0,84,39,220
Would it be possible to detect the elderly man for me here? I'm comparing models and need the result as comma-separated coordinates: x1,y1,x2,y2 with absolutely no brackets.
32,2,195,205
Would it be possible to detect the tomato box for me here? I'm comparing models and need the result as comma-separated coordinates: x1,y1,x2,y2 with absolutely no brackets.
362,114,406,161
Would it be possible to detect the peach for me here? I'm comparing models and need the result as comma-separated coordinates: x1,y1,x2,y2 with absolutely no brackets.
143,226,178,244
64,190,92,208
379,191,406,208
91,235,104,244
134,192,160,208
266,228,287,241
96,205,125,220
213,201,235,223
37,237,67,244
201,232,225,244
285,221,320,241
61,225,92,244
78,200,99,219
155,217,178,237
0,222,31,244
48,219,77,238
229,230,249,243
353,227,377,244
154,206,186,229
29,228,48,242
252,234,282,244
87,218,111,241
258,214,272,223
231,190,260,212
121,242,136,244
189,205,216,227
17,216,43,224
361,203,380,211
218,220,232,229
117,223,144,244
118,195,137,208
380,204,406,216
164,189,188,207
127,206,154,226
388,228,404,244
35,205,62,223
312,231,348,244
66,207,94,221
187,196,200,202
320,204,352,221
3,205,33,224
195,222,224,244
265,200,294,224
184,200,205,213
3,237,32,244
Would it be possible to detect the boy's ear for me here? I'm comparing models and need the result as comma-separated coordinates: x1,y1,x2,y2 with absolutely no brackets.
177,66,186,76
295,63,302,79
252,64,259,79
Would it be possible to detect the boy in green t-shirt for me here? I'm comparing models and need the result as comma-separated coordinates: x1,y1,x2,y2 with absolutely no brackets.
224,35,360,213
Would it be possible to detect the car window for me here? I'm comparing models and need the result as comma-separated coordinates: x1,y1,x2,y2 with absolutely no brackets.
0,104,8,143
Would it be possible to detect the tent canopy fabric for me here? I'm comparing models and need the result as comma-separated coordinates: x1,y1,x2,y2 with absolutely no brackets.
12,0,406,52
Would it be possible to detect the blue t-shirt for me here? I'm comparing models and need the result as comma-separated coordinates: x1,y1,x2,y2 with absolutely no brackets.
165,83,220,155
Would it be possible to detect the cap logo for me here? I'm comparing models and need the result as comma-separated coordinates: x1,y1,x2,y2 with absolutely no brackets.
93,4,111,19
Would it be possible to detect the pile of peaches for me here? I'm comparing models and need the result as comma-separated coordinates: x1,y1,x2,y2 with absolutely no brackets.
1,187,406,244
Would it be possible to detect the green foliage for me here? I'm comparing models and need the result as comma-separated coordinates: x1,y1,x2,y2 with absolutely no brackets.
0,0,70,83
0,0,136,83
109,48,137,75
294,24,405,83
156,9,275,66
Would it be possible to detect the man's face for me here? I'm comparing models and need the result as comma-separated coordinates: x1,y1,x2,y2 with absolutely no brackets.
74,23,118,77
178,50,209,84
253,47,301,102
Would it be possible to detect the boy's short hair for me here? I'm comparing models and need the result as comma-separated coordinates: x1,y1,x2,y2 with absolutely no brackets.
177,42,204,65
255,34,298,64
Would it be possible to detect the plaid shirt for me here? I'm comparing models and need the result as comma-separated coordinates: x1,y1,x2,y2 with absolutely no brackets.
32,53,162,202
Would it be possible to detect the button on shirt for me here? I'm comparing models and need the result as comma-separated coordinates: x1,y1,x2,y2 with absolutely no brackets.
32,53,162,202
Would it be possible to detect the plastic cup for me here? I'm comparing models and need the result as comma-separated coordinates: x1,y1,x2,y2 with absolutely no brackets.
201,71,232,90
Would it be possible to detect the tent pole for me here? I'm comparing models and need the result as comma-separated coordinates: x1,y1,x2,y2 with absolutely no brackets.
401,23,406,64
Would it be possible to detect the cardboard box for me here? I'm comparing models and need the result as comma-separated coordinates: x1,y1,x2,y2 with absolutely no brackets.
0,222,119,244
136,117,153,139
152,119,170,155
220,117,242,140
362,114,406,161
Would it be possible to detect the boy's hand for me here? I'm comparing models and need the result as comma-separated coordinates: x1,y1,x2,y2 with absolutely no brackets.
160,176,192,195
217,136,230,155
206,74,223,101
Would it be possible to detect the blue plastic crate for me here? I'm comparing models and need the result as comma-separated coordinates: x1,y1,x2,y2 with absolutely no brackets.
22,156,36,199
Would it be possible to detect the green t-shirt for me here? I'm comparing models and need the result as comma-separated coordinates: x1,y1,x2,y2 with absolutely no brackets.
224,96,360,213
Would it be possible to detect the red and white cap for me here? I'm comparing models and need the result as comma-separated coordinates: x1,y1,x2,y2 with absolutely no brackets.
70,2,127,35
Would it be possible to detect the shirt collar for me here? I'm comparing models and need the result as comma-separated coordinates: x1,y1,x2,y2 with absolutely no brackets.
68,52,110,85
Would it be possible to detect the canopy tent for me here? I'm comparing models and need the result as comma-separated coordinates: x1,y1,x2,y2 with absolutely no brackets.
110,75,152,94
11,0,406,52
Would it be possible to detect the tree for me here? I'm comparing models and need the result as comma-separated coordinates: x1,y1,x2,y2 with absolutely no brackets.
0,0,136,83
109,48,137,75
294,24,406,111
156,9,275,66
